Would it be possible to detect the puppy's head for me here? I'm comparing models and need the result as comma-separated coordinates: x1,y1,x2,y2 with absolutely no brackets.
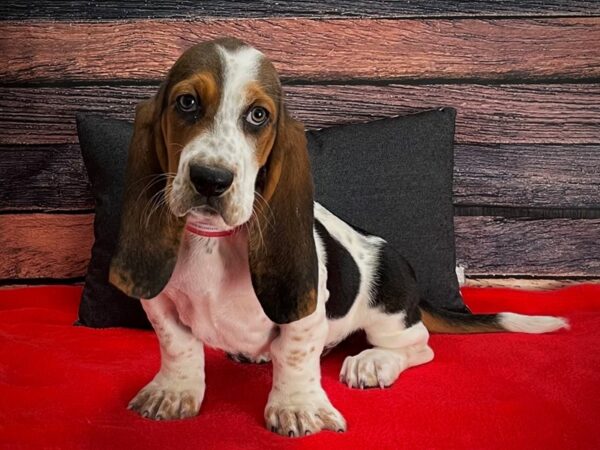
160,38,283,231
110,38,318,323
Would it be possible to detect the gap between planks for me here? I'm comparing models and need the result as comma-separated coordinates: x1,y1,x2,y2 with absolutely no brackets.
1,0,599,20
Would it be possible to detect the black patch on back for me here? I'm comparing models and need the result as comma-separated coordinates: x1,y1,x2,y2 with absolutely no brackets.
371,243,422,327
315,220,361,320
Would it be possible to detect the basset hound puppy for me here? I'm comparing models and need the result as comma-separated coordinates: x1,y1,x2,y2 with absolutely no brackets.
109,37,568,437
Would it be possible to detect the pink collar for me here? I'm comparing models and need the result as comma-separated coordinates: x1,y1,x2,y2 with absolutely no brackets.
185,222,239,238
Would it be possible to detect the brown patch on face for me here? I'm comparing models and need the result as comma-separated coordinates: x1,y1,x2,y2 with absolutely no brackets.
245,82,277,166
161,71,221,171
110,39,248,299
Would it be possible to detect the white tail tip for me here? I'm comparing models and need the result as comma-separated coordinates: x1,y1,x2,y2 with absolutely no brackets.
499,313,570,334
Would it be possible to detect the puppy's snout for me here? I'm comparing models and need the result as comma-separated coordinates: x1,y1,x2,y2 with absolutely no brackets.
189,164,234,198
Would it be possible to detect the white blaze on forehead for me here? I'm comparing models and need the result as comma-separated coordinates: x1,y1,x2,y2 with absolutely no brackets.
171,44,266,227
216,45,264,126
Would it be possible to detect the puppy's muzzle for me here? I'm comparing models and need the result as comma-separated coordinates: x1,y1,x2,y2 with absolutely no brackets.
189,164,234,198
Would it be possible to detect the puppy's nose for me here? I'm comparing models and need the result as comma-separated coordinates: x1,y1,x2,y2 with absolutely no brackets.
189,165,234,198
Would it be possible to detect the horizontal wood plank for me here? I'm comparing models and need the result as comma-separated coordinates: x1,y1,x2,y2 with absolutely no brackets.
2,83,598,145
0,214,94,279
1,1,598,20
1,214,598,280
287,84,600,144
2,18,600,83
454,144,600,208
455,217,600,276
2,143,599,211
0,145,92,211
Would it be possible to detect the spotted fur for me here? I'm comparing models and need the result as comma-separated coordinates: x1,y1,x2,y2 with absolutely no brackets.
114,38,569,437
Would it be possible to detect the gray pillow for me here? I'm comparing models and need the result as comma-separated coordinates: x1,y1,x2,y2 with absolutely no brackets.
307,108,463,313
76,108,465,328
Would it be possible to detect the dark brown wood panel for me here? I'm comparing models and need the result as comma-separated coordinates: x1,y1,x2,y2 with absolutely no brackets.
0,214,94,279
2,143,599,212
2,19,600,83
1,214,598,280
0,145,92,211
288,84,600,144
2,83,598,145
2,1,598,20
455,216,600,276
454,144,600,208
0,86,145,145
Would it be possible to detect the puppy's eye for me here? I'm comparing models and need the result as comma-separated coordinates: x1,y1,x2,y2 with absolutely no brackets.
176,94,199,113
246,106,269,127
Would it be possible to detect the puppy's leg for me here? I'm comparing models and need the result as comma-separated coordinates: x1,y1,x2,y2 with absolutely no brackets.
340,312,434,389
128,294,205,420
265,302,346,437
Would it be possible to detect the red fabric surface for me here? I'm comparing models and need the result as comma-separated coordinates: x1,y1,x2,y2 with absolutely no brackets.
1,285,599,450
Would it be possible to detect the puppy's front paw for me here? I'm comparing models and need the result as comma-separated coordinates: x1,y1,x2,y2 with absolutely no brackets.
128,381,203,420
265,392,346,437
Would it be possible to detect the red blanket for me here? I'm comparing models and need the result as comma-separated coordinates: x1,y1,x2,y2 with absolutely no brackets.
1,285,599,449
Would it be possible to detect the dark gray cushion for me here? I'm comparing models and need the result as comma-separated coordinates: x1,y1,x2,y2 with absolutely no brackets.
76,109,464,328
307,108,462,313
76,115,148,328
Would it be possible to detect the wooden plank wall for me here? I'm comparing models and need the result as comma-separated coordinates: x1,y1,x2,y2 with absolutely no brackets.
1,1,599,288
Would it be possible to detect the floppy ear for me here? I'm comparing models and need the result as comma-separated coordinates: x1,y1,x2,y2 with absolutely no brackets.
249,107,319,324
109,94,185,299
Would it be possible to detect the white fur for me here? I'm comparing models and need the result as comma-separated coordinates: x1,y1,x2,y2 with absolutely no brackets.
128,293,205,419
499,312,569,333
340,342,434,389
170,45,264,227
265,293,346,435
141,221,345,435
313,202,385,347
131,46,566,435
315,202,434,389
132,200,566,430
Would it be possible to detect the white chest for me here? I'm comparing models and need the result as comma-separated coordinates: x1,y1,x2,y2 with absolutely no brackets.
163,230,277,357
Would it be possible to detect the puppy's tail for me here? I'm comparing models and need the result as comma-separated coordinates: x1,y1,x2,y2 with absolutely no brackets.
419,300,569,334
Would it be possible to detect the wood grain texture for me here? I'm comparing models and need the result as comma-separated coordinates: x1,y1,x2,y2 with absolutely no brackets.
2,18,600,82
2,1,598,20
0,214,94,279
454,144,600,208
0,145,92,211
2,83,599,145
1,214,598,280
2,143,599,212
455,217,600,276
